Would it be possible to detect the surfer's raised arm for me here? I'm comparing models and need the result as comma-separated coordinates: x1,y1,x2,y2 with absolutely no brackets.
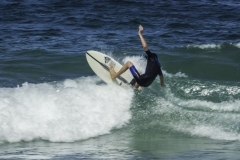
138,25,148,51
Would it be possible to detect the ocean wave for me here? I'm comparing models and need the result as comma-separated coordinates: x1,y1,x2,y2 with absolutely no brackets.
129,75,240,142
0,76,134,143
150,90,240,141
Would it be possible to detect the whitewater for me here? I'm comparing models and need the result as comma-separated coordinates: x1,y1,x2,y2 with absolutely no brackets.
0,76,134,143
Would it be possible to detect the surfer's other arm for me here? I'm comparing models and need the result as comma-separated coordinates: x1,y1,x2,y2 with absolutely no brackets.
138,25,148,51
160,75,165,87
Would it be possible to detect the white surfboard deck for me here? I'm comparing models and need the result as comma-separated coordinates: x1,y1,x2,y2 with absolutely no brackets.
86,50,133,86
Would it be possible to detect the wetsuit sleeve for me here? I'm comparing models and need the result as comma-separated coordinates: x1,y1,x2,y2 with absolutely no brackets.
145,50,153,57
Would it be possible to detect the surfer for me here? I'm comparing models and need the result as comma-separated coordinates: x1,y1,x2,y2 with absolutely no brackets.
110,25,165,89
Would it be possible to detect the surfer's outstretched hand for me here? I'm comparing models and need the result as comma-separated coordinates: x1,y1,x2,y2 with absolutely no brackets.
138,25,143,34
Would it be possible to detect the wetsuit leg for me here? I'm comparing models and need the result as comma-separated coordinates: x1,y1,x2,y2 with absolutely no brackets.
129,65,141,86
129,65,140,77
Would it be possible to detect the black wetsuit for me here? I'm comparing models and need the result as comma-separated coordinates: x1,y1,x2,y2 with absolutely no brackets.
130,50,162,87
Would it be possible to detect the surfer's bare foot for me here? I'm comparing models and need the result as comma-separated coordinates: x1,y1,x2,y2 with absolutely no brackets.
134,82,142,91
109,66,116,79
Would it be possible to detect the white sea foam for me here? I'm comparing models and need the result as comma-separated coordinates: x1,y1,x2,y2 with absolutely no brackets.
178,99,240,112
187,44,221,49
0,76,134,143
187,42,240,49
173,124,240,141
122,55,147,74
180,82,240,98
235,42,240,48
188,125,240,141
154,87,240,141
163,71,188,78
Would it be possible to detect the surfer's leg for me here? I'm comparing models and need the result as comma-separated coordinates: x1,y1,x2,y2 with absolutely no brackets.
110,61,133,79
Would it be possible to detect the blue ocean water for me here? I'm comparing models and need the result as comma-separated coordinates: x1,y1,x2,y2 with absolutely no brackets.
0,0,240,159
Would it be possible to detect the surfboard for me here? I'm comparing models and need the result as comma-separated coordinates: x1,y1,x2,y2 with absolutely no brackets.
86,50,134,86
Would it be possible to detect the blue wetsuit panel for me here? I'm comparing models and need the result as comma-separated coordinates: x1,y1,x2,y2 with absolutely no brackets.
129,65,139,77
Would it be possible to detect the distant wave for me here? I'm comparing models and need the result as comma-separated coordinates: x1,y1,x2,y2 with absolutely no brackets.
186,42,240,49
